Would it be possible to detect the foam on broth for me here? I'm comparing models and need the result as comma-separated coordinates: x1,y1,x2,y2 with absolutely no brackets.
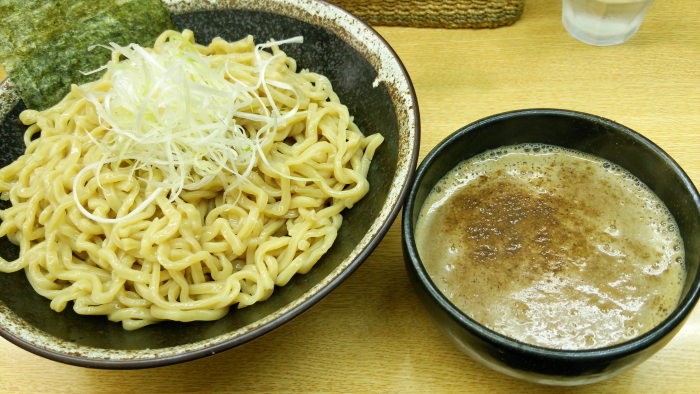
415,144,685,350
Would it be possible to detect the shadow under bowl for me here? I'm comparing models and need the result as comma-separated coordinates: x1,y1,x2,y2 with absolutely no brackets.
402,108,700,385
0,0,419,369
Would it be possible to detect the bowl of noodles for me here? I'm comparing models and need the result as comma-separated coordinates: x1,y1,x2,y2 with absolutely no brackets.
0,0,419,368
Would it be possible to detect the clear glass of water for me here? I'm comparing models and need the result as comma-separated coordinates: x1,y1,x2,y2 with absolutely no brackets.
562,0,655,46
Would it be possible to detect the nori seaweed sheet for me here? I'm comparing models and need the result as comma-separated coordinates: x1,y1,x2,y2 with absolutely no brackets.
0,0,176,110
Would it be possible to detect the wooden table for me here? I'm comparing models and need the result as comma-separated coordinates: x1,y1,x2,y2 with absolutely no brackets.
1,0,699,392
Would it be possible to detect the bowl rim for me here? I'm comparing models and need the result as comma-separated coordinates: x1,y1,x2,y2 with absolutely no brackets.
402,108,700,361
0,1,421,369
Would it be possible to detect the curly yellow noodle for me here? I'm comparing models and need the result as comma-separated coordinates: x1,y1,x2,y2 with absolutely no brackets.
0,30,383,330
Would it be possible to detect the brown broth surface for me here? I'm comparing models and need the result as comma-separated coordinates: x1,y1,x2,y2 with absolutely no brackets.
415,144,685,350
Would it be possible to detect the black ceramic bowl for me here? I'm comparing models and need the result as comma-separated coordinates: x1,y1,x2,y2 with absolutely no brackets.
402,109,700,385
0,0,419,368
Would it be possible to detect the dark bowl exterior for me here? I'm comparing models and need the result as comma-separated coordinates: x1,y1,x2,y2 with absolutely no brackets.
402,109,700,385
0,1,419,369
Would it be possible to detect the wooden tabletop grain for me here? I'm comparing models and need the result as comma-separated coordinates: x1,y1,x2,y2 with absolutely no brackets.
1,0,699,392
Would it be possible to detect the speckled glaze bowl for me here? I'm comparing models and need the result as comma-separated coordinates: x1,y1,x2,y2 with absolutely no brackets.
402,109,700,385
0,0,419,368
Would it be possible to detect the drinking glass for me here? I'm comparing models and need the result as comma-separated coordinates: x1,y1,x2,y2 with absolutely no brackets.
562,0,655,46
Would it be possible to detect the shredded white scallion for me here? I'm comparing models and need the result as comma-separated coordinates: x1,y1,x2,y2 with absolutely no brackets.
73,33,314,224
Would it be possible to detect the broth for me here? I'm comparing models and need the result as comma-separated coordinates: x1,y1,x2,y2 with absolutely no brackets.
415,144,685,350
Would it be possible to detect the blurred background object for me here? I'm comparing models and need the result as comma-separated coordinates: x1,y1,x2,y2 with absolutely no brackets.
329,0,525,28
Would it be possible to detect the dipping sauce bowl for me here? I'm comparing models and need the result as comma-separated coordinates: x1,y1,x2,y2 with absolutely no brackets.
402,109,700,385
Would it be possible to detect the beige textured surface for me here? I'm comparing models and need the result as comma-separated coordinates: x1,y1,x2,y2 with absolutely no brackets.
2,0,700,392
329,0,524,28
